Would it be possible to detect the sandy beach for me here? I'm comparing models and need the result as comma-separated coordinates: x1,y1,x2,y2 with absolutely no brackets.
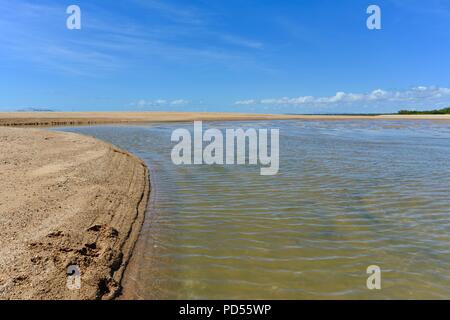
0,127,149,299
1,112,449,127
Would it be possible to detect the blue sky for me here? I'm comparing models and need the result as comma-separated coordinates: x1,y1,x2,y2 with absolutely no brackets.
1,0,450,113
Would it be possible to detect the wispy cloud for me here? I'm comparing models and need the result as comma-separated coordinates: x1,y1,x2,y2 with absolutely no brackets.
132,0,207,25
220,35,263,49
0,0,266,76
235,86,450,110
390,0,450,18
0,1,122,75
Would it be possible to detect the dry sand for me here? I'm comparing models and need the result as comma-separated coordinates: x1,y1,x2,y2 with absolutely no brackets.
1,111,449,127
0,127,149,300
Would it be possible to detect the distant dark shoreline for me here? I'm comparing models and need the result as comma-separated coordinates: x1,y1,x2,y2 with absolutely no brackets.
398,107,450,115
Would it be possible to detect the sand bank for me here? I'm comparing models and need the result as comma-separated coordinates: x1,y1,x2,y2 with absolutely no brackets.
0,127,149,299
1,112,449,127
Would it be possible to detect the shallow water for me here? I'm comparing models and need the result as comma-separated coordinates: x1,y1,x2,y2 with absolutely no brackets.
59,120,450,299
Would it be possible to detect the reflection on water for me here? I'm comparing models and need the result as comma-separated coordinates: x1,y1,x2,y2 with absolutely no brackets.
59,120,450,299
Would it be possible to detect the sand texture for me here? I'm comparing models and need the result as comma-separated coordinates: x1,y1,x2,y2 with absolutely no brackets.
0,127,149,300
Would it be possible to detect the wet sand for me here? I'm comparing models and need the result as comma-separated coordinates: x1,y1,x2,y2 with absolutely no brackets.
1,111,449,127
0,127,149,299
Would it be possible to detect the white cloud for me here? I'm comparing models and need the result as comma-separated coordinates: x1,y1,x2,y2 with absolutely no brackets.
235,99,257,105
170,99,190,105
234,86,450,108
137,99,147,107
132,99,190,108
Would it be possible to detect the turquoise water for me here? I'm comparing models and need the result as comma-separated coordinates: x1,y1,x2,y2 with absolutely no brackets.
60,120,450,299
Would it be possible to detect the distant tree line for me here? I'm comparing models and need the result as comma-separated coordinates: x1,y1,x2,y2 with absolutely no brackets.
398,107,450,114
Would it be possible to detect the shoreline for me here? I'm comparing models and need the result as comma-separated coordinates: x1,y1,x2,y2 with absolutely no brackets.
0,127,150,299
1,112,450,127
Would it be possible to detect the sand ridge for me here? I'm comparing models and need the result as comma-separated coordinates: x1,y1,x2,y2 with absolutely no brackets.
0,127,149,299
0,111,449,127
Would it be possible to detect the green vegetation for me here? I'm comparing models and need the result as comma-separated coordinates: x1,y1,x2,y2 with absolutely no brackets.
398,107,450,115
